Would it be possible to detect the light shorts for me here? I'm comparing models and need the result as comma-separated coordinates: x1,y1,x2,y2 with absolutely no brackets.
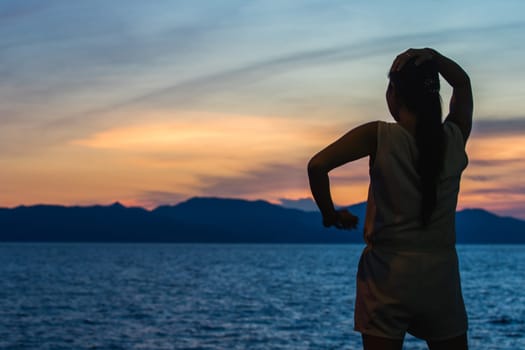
354,246,468,340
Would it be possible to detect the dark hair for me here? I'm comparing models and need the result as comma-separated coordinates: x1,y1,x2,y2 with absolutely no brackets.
389,58,444,226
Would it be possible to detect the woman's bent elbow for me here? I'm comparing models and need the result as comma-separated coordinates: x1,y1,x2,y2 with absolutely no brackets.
307,156,326,175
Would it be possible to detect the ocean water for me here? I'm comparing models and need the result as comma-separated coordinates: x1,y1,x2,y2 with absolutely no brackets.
0,243,523,350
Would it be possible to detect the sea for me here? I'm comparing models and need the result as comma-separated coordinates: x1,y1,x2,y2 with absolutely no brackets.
0,243,523,350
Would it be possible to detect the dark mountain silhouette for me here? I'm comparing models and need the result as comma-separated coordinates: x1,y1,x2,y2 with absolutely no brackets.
0,197,523,243
0,202,188,242
153,197,366,243
455,208,525,244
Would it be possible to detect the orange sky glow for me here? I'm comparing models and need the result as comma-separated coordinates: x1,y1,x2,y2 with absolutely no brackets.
2,109,524,218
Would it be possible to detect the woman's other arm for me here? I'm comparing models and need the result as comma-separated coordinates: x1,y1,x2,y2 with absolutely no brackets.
307,121,377,229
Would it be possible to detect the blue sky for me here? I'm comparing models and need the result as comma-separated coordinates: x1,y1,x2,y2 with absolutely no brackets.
1,0,525,217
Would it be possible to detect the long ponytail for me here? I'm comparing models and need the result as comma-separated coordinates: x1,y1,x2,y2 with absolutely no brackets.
389,59,444,226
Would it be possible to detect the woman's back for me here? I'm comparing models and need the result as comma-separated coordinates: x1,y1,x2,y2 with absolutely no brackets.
364,120,468,252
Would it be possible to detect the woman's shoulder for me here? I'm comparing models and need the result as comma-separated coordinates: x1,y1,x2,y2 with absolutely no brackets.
374,120,397,134
377,121,415,142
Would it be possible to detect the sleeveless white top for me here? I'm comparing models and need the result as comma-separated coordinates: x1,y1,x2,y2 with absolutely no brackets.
364,120,468,251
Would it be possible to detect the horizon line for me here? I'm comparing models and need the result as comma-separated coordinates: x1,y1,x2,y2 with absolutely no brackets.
1,196,522,221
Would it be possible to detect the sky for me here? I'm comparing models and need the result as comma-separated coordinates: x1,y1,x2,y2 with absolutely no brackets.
1,0,524,218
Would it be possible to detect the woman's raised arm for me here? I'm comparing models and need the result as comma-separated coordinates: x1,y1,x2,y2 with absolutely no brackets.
392,48,473,142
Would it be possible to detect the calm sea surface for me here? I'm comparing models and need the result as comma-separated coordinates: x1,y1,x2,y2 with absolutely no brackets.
0,243,523,350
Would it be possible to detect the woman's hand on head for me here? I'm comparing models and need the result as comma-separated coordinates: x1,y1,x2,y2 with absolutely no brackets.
390,48,437,72
323,208,358,230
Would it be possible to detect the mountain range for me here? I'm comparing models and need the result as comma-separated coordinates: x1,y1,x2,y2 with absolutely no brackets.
0,197,524,244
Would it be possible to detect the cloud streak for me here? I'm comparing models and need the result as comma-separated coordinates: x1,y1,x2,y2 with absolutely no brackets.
20,20,520,139
471,117,525,136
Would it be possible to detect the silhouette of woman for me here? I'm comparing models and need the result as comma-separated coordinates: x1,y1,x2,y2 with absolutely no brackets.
308,48,472,350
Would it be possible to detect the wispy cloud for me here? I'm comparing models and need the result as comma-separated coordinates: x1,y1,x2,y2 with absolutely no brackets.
468,157,524,167
469,187,525,195
197,157,370,205
463,175,492,182
49,21,525,125
7,18,508,123
197,162,309,199
472,117,525,136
